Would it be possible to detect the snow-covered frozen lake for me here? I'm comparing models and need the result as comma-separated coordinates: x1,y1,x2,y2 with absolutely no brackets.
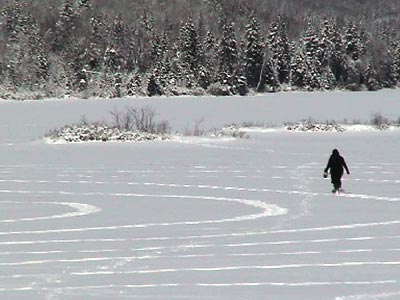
1,90,400,300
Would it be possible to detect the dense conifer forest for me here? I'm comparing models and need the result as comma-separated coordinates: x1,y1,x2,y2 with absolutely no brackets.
1,0,400,99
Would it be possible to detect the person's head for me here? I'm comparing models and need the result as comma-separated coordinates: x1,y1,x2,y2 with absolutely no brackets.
332,149,339,155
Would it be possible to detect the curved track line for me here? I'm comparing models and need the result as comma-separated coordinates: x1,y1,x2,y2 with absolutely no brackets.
0,201,100,223
1,233,400,248
0,280,397,292
1,217,398,239
0,193,287,236
336,291,400,300
2,248,400,267
70,261,400,276
2,247,400,257
1,181,399,202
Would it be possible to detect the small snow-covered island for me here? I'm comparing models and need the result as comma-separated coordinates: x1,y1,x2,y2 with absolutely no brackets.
45,123,168,143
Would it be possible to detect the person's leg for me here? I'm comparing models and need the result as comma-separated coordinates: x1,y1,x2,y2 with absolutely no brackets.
331,173,341,192
337,178,342,190
333,181,340,191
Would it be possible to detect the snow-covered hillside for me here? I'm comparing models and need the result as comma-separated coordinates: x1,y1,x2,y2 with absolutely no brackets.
0,91,400,300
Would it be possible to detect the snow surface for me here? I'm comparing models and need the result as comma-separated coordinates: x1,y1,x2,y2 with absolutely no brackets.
1,90,400,300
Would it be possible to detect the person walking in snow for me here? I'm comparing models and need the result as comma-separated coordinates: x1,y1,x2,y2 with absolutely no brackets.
324,149,350,193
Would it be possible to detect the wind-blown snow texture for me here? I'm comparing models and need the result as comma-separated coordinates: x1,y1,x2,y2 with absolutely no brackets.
0,90,400,300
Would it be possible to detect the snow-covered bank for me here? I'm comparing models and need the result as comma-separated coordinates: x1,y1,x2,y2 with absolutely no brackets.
44,120,400,145
235,124,400,133
1,89,400,144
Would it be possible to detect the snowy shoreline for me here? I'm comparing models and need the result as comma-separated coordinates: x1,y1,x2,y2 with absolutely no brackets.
45,122,400,144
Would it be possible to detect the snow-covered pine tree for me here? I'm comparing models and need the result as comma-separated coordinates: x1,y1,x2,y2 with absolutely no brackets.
100,14,127,75
320,66,336,90
89,14,109,49
198,65,211,90
277,19,291,85
1,1,22,86
152,32,173,89
135,11,155,72
113,72,123,98
147,73,161,97
112,14,126,53
324,22,346,84
316,19,337,90
392,41,400,85
319,18,333,68
340,22,370,88
267,16,291,85
290,50,307,89
27,17,50,84
78,0,91,10
126,73,142,96
1,2,49,89
364,62,380,91
201,30,218,85
236,75,249,96
382,40,400,87
178,17,200,87
53,0,77,52
104,47,123,72
301,21,324,90
1,0,23,41
343,21,363,61
218,20,238,79
244,15,264,88
263,59,279,92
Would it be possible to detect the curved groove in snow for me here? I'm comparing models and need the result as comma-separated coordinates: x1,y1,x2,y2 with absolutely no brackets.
0,193,287,236
0,201,101,223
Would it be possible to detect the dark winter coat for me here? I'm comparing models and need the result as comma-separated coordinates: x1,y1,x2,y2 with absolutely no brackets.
324,149,350,184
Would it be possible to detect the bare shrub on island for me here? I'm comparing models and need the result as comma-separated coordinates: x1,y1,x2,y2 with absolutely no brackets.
47,106,170,143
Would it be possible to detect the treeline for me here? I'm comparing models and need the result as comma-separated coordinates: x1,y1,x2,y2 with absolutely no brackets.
1,0,400,99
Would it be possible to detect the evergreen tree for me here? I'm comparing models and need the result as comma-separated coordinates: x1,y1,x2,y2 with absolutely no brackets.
201,30,218,84
301,21,324,90
104,47,123,72
178,17,200,84
290,50,307,88
151,32,172,88
328,23,346,82
198,65,211,90
236,76,249,96
364,62,380,91
126,73,142,96
112,14,126,52
320,66,337,90
267,16,291,85
263,59,279,92
1,2,49,88
78,0,91,9
343,21,363,61
218,20,238,78
134,11,155,72
86,14,109,71
244,16,264,88
53,0,77,52
1,0,24,41
382,40,400,87
147,73,161,96
319,18,333,68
